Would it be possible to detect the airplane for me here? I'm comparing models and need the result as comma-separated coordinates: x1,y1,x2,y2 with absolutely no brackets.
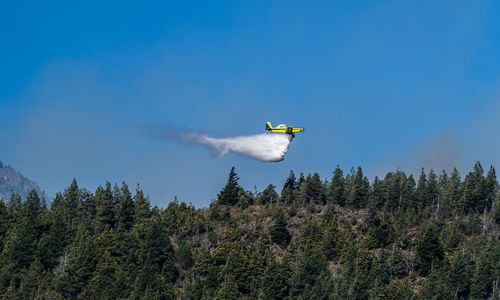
266,122,304,137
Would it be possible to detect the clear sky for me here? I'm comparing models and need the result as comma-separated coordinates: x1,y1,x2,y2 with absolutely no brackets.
2,1,500,207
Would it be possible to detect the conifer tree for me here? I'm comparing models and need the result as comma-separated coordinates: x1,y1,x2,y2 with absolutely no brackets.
322,219,340,261
290,245,330,299
261,257,289,300
346,167,369,208
281,170,296,205
426,169,439,207
80,251,121,299
300,173,325,205
36,206,70,269
8,190,43,272
143,217,174,269
444,168,461,215
470,249,494,299
382,172,400,211
446,251,470,299
415,224,443,276
328,166,345,205
133,184,151,221
493,192,500,225
388,247,407,279
63,178,80,230
220,248,249,294
0,200,8,251
270,211,291,248
215,273,240,300
419,268,446,299
95,182,116,232
415,168,427,209
217,167,242,206
261,184,279,205
117,183,134,231
178,239,193,270
484,166,497,210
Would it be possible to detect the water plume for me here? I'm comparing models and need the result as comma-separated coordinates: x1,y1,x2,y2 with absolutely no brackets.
143,126,293,162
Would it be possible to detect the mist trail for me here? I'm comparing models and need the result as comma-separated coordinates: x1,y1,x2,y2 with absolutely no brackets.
176,132,293,162
139,124,295,161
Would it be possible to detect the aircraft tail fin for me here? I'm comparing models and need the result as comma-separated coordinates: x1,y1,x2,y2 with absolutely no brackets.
266,122,272,130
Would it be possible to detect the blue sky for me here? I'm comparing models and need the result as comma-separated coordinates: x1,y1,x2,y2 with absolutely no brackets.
1,1,500,207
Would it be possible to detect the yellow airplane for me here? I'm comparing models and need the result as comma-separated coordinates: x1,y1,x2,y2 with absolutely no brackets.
266,122,304,137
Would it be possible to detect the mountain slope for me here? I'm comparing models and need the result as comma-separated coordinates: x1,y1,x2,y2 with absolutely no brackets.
0,161,42,201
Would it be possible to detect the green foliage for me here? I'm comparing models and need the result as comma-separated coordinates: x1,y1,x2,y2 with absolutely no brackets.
260,257,289,299
117,182,134,231
328,165,345,205
0,163,497,298
446,251,470,299
270,211,291,247
178,239,193,270
416,224,444,276
217,167,243,206
261,184,279,205
281,170,296,204
346,166,369,208
95,182,116,232
289,245,332,299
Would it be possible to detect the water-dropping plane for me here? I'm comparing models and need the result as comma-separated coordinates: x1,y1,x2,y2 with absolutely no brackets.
265,122,304,137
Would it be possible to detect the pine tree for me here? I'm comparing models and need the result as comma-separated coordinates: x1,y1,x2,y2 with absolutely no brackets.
470,248,494,299
281,170,296,205
415,168,427,209
370,176,384,208
346,167,369,208
446,251,470,299
418,268,446,299
426,169,439,207
382,172,399,211
261,257,289,299
95,182,116,232
217,167,242,206
192,247,218,295
178,239,193,270
7,190,43,272
289,245,330,299
484,166,497,210
117,182,134,231
444,168,461,216
328,166,345,206
215,273,240,300
133,184,151,221
461,161,488,213
62,178,80,230
388,247,408,279
300,173,325,205
80,251,121,299
36,205,70,269
261,184,279,205
415,224,443,276
220,248,248,294
142,217,174,269
493,192,500,225
270,211,291,248
322,219,340,261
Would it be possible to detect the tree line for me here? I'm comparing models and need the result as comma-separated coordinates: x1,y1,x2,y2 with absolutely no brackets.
0,162,499,299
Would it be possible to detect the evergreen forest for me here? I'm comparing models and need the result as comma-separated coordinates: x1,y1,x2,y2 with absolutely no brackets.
1,162,500,299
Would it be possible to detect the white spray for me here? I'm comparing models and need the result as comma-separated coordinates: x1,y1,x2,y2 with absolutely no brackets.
180,132,293,162
140,125,295,162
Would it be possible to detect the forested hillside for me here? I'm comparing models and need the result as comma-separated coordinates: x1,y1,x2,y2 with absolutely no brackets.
0,162,500,299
